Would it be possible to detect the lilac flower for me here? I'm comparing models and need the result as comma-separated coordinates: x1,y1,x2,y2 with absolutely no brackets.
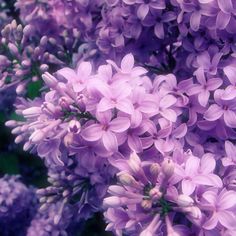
204,89,236,128
81,111,130,153
202,188,236,230
37,153,115,223
0,175,37,236
222,141,236,167
104,150,228,235
223,65,236,100
27,201,74,236
123,0,166,21
175,153,222,195
188,68,222,107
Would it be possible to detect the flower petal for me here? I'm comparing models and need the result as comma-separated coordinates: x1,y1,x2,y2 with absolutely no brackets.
218,211,236,229
137,4,149,20
121,54,134,72
102,131,118,152
224,110,236,128
190,11,201,31
116,99,134,114
203,214,218,230
97,97,115,112
182,179,196,195
216,11,231,29
81,124,103,141
198,90,210,107
109,117,130,133
218,190,236,210
204,104,223,121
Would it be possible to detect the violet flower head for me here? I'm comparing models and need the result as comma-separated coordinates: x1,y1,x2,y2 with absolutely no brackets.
104,149,230,235
0,175,37,236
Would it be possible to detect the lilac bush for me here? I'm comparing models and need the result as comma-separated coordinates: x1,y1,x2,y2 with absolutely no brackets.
1,0,236,235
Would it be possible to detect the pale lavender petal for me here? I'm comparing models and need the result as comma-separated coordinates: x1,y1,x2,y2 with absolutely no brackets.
138,99,159,114
160,109,177,122
223,66,236,85
116,99,134,114
187,85,203,95
121,53,134,72
198,90,210,107
109,117,130,133
224,110,236,128
216,12,231,29
200,154,216,174
190,11,201,31
194,67,206,85
194,175,219,187
102,131,118,152
77,61,92,78
137,4,149,20
81,124,103,141
202,190,217,204
196,51,211,69
203,214,218,230
206,78,223,91
128,135,143,153
57,67,77,83
185,156,200,176
182,179,196,195
218,0,233,13
160,95,177,108
222,157,235,167
97,97,115,112
112,81,131,99
225,141,236,160
154,22,164,39
218,211,236,229
204,104,223,121
130,110,143,127
218,190,236,210
172,123,187,138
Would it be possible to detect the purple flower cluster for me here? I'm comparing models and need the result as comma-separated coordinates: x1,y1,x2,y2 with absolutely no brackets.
1,0,236,235
0,175,37,236
104,151,236,235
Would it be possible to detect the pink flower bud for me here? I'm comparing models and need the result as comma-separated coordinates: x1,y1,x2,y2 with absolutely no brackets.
162,158,175,178
42,72,58,88
177,194,194,207
149,187,162,200
150,163,161,179
141,199,152,211
29,130,45,143
68,120,81,134
64,133,74,147
103,196,121,208
118,173,138,188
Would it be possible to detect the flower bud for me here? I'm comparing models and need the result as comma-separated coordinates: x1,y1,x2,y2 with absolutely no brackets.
162,159,175,178
177,194,194,207
42,72,58,88
40,64,49,72
149,187,162,200
184,206,201,219
40,36,48,46
68,120,81,134
29,130,46,143
8,43,19,56
141,199,152,211
103,196,121,208
118,173,138,187
150,163,161,180
64,133,74,147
